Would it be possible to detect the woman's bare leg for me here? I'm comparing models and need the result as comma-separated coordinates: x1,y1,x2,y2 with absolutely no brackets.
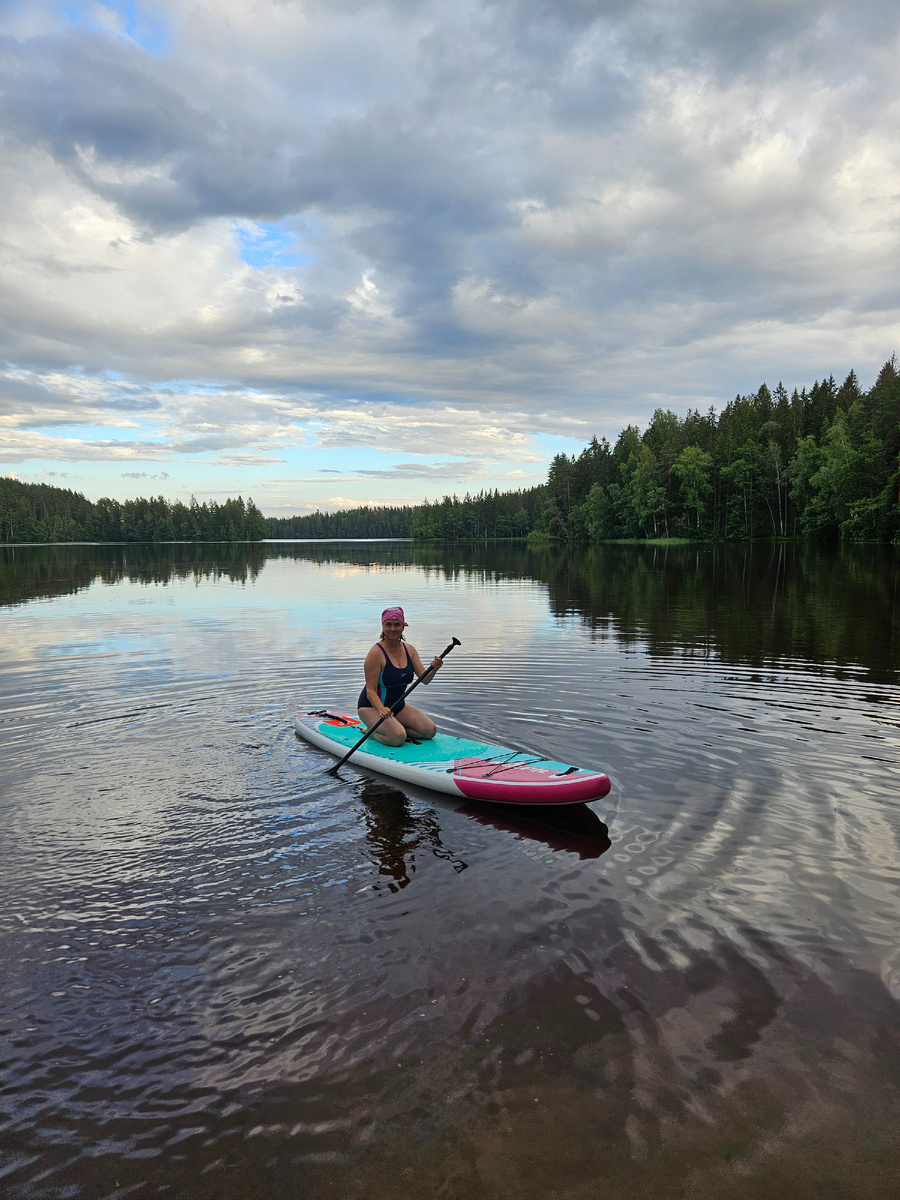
357,706,407,746
396,704,437,739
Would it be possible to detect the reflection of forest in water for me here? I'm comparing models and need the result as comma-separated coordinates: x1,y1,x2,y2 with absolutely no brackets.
268,539,900,681
5,539,898,681
535,541,900,681
0,542,268,607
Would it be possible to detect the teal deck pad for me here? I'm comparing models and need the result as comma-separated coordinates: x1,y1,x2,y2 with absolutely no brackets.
313,721,573,772
315,724,492,762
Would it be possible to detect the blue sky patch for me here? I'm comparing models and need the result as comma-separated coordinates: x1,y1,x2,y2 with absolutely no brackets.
236,222,314,271
61,1,170,55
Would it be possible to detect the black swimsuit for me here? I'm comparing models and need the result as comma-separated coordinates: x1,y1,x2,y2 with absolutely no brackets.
357,642,414,713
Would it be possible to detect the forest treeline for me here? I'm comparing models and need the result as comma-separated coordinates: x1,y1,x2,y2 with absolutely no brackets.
4,357,899,544
266,504,417,539
0,478,268,543
266,356,900,543
540,358,900,543
267,489,546,540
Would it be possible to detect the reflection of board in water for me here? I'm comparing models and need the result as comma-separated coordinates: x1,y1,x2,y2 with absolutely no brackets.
355,778,611,884
459,801,611,860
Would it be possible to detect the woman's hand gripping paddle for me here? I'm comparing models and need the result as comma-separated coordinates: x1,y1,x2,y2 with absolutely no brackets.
327,637,461,775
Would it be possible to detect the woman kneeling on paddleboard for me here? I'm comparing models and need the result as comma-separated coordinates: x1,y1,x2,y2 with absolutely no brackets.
357,607,442,746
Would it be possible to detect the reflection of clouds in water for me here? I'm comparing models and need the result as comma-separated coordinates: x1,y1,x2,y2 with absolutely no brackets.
883,947,900,1004
833,800,900,994
611,662,900,1002
251,900,900,1198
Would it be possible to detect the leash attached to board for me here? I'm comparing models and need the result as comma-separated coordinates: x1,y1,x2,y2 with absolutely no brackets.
327,637,461,775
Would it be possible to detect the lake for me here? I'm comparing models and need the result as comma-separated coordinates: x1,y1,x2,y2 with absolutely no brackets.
1,539,899,1199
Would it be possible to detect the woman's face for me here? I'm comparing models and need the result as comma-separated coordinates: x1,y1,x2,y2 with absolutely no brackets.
382,619,404,639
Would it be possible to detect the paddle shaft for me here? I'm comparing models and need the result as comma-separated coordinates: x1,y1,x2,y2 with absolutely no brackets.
328,637,461,773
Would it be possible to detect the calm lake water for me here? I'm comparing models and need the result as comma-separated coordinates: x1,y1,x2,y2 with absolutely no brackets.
1,539,899,1199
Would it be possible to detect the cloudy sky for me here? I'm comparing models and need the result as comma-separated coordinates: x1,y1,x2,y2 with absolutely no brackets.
1,0,899,515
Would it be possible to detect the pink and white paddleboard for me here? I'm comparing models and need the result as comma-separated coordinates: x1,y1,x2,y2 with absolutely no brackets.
294,710,611,806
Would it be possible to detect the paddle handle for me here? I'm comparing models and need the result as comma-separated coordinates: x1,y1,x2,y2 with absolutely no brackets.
329,637,461,773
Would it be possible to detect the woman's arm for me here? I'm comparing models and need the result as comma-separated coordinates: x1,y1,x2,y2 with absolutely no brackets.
409,645,442,684
363,647,391,716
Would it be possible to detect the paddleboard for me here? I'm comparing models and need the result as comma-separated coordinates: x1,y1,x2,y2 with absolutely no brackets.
294,710,612,806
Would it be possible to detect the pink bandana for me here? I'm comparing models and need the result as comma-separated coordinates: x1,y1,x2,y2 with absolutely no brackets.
381,606,408,626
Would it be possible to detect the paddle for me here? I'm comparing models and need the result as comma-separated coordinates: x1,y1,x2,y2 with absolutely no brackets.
327,637,461,774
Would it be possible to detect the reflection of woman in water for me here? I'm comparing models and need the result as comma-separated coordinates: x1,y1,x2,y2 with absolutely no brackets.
357,607,443,747
357,781,468,893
